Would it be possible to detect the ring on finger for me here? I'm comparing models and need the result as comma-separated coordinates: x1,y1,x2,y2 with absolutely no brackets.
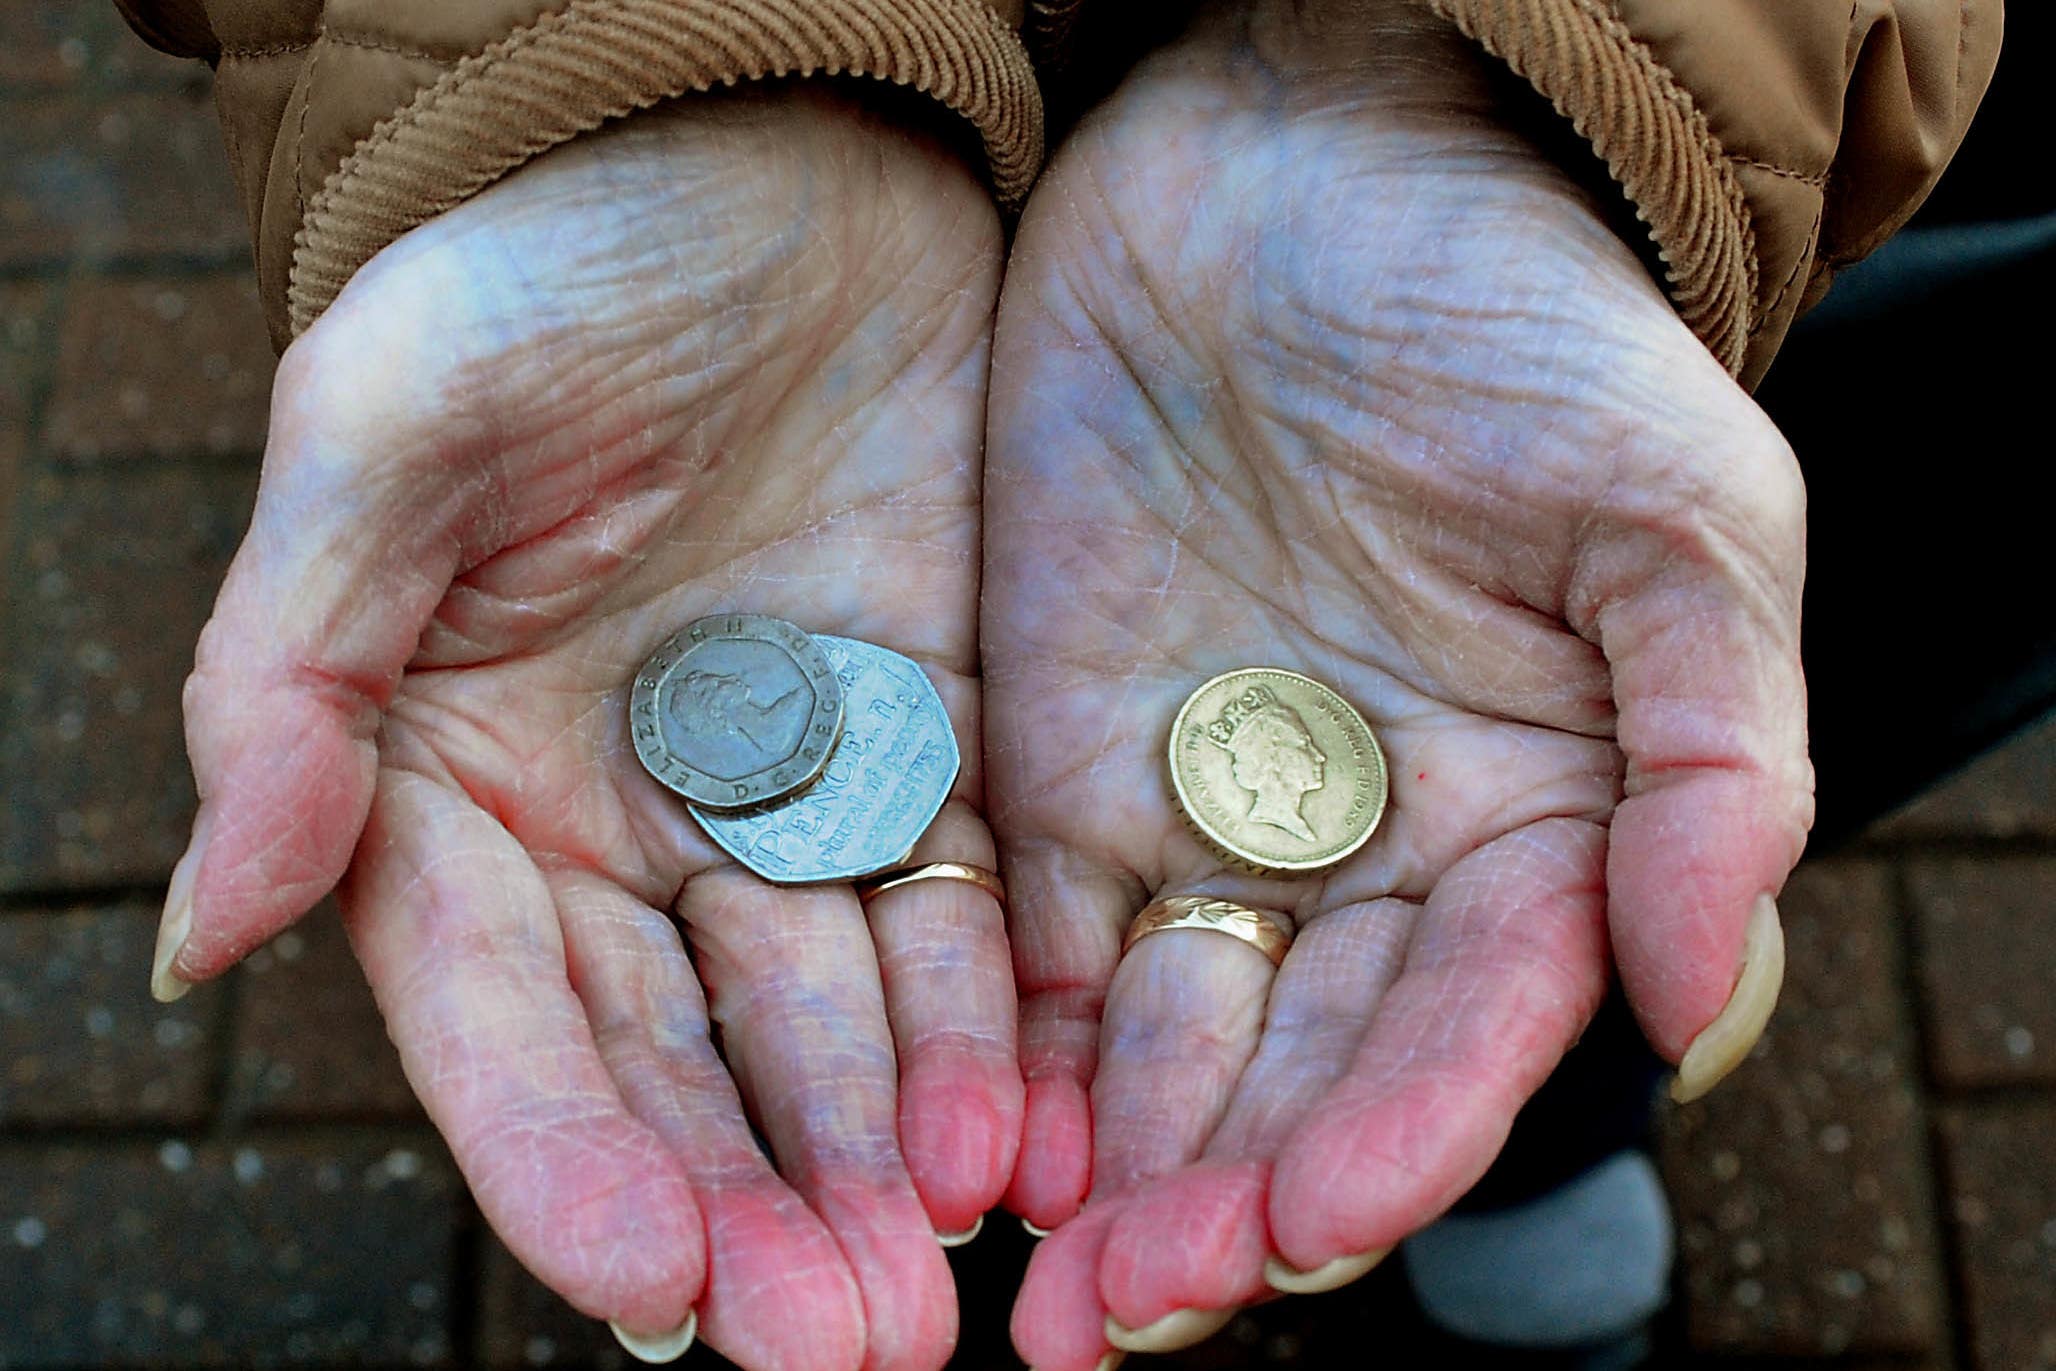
853,861,1006,908
1122,895,1294,969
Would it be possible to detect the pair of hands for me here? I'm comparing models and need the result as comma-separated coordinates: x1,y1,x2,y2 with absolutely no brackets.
150,3,1812,1368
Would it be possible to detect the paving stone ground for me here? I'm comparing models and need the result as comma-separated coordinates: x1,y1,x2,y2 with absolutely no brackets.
45,275,273,462
223,905,421,1125
0,462,255,889
1,14,2050,1371
0,900,224,1128
1938,1102,2056,1371
1662,864,1946,1361
0,1136,460,1368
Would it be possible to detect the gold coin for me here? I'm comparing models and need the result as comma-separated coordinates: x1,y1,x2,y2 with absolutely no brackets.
1167,667,1387,874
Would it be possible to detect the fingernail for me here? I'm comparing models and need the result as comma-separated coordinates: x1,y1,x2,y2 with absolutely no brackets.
1104,1306,1235,1353
609,1311,697,1364
150,831,207,1004
937,1213,984,1247
1263,1246,1389,1294
1671,894,1785,1103
1022,1217,1053,1238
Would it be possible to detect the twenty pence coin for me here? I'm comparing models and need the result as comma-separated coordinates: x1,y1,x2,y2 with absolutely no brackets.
690,635,960,884
630,613,844,811
1168,667,1387,874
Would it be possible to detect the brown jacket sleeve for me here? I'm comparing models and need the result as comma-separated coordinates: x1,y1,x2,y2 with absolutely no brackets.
112,0,1044,349
1415,0,2002,386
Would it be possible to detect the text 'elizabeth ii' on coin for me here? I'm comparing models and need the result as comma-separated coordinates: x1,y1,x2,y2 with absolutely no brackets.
1168,667,1387,875
630,613,844,811
691,636,960,884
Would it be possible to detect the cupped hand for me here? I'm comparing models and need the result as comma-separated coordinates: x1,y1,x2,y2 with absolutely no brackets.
154,86,1017,1371
982,5,1812,1366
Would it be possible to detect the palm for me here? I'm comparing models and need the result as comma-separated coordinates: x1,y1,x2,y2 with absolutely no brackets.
171,89,1016,1371
984,8,1811,1366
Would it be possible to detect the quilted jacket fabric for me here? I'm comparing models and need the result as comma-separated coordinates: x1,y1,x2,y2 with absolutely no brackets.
1412,0,2002,384
115,0,1999,385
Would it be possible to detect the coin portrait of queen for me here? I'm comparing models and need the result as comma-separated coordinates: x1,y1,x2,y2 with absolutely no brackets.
1203,685,1328,843
667,668,805,767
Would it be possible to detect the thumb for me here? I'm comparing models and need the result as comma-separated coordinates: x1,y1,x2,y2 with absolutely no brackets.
1576,439,1813,1100
152,339,468,1001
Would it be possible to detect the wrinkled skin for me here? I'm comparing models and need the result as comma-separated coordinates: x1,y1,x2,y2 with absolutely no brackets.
982,5,1813,1365
167,5,1817,1365
166,88,1018,1371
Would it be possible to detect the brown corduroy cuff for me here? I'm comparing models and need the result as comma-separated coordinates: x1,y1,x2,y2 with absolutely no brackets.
291,0,1045,337
116,0,1042,345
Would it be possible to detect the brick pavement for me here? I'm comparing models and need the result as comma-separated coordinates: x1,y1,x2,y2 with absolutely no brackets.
1,13,2051,1371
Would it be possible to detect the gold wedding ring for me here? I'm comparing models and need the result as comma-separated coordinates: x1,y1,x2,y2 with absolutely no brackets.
1122,895,1294,968
853,861,1007,907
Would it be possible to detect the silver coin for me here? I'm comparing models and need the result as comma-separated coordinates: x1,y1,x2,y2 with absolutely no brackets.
630,614,844,811
689,636,960,883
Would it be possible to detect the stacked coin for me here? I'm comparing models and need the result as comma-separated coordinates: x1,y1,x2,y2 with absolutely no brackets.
631,614,959,884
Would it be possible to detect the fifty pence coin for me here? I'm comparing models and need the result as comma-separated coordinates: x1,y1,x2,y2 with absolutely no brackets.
630,614,844,811
1168,667,1387,874
690,636,960,884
